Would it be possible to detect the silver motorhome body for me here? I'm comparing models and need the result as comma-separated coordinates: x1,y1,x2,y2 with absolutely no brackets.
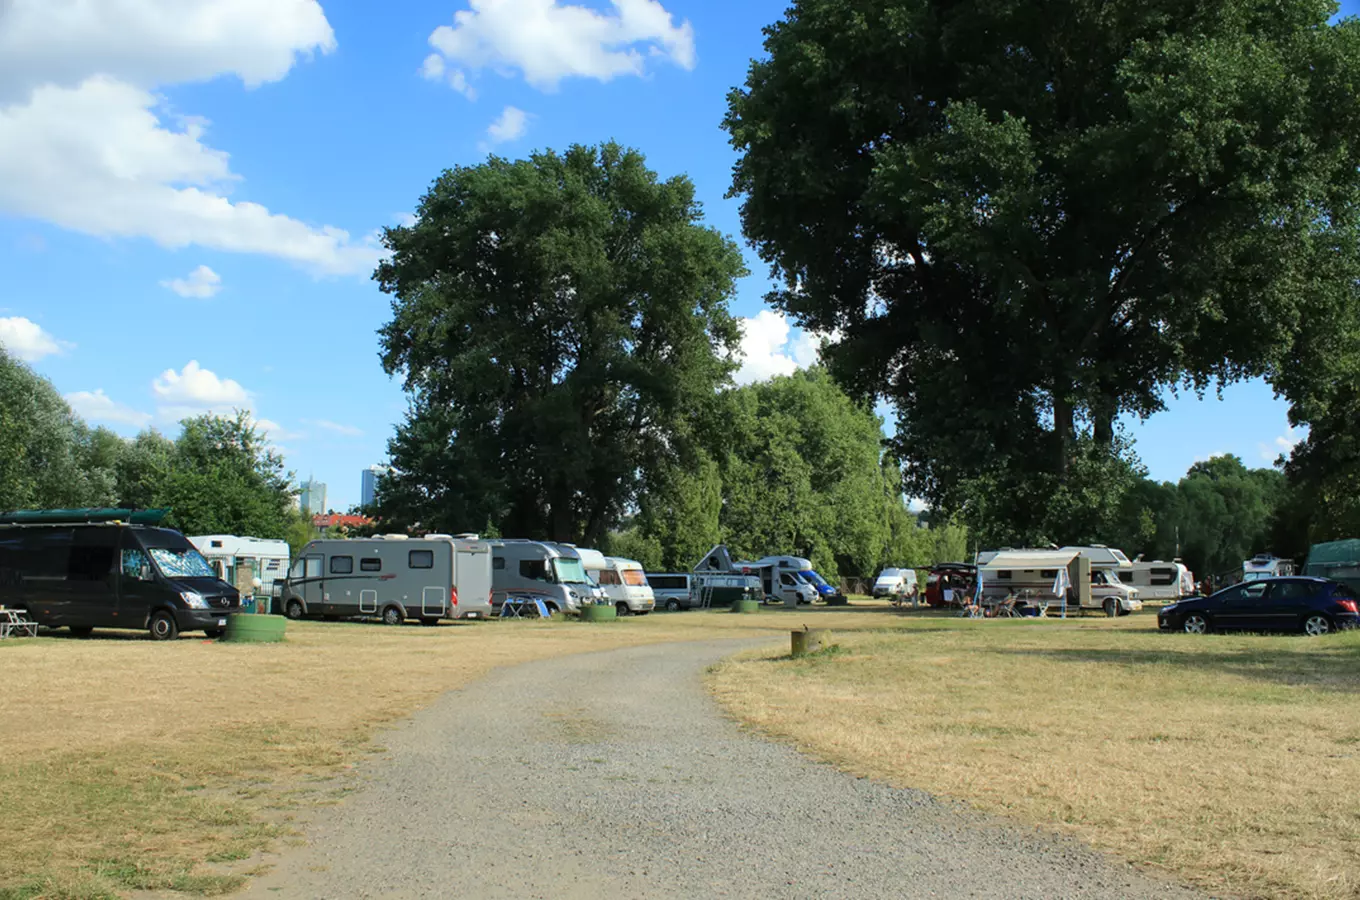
279,535,492,624
488,540,597,613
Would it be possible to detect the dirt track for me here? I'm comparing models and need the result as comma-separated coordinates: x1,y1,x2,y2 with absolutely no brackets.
245,638,1201,899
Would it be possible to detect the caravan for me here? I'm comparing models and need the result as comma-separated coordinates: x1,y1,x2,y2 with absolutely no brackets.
577,549,655,615
488,540,600,614
279,534,493,624
979,548,1141,616
1243,554,1295,583
188,535,289,603
1118,561,1195,601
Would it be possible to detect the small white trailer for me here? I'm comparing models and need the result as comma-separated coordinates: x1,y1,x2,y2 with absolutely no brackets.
188,534,290,599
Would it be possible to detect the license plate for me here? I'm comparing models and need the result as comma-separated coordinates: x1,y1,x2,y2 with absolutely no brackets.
217,619,226,627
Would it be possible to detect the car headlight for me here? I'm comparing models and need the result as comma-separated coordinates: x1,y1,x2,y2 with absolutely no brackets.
180,590,208,609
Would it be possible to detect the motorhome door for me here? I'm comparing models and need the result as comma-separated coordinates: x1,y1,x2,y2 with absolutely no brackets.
302,554,323,612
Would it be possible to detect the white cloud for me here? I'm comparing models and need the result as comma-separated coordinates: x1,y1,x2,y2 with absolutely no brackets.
254,417,305,441
304,419,363,437
732,310,827,385
161,264,222,298
0,78,382,276
153,360,250,415
0,3,380,276
394,212,418,228
0,0,336,103
0,316,69,361
420,52,476,99
1260,427,1305,463
426,0,696,92
481,106,530,149
65,389,153,427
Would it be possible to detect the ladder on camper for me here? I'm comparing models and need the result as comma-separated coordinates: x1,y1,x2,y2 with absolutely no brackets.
697,579,716,610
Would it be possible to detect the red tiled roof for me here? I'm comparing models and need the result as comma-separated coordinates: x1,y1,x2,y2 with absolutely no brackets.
313,514,372,528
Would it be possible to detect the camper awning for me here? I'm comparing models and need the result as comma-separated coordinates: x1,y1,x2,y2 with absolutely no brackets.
979,550,1080,571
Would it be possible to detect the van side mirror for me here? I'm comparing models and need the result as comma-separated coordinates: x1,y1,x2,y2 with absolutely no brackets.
139,563,153,581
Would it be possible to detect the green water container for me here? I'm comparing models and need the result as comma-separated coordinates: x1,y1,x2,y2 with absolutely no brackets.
224,614,286,643
580,604,618,622
731,598,760,614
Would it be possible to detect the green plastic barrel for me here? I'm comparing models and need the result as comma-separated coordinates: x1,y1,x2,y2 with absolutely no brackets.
580,604,618,622
224,614,286,643
731,598,760,614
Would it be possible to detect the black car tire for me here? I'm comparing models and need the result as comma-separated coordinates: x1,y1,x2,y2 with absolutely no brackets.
1303,614,1333,636
381,606,404,626
148,610,179,641
665,599,681,611
285,599,305,620
1183,613,1209,635
616,603,629,617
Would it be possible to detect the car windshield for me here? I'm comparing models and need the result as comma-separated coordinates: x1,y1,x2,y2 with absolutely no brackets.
553,558,590,584
148,546,215,578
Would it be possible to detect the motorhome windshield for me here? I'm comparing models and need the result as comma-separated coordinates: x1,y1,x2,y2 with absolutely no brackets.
553,558,590,584
149,547,215,578
620,569,647,587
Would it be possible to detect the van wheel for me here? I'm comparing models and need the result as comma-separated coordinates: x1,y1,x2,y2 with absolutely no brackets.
665,599,681,611
381,606,404,626
148,611,178,641
285,600,305,620
68,626,94,637
1103,598,1117,618
616,603,629,617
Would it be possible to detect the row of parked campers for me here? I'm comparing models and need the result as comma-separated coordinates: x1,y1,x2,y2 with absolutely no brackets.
276,537,658,624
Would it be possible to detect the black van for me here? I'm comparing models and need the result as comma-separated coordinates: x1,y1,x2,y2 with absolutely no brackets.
0,510,241,640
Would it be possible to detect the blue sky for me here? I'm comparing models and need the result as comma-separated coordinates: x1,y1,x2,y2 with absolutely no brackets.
0,0,1337,510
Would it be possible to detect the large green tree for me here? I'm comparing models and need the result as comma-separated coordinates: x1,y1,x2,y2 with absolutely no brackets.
376,143,747,544
725,0,1360,531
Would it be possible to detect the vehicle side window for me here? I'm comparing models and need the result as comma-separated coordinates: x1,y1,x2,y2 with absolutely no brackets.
121,549,153,581
597,570,621,585
1244,583,1268,600
493,557,506,570
1151,568,1177,586
330,556,354,575
304,556,323,579
1270,581,1312,603
520,559,548,581
780,573,796,586
1333,583,1358,600
409,550,434,569
360,558,382,572
289,558,305,578
1039,569,1058,578
1214,585,1243,604
68,528,116,581
995,571,1012,581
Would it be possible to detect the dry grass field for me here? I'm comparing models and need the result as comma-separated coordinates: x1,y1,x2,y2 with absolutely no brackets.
710,615,1360,900
4,605,1357,899
0,606,876,899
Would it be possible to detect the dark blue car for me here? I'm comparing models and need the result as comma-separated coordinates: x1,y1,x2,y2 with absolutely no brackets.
1158,577,1359,636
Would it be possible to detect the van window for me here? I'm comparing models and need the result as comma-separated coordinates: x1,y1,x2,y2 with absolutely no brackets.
28,530,73,579
780,573,797,587
596,570,621,586
1151,568,1176,586
68,528,116,581
305,556,322,579
995,571,1012,581
330,556,354,574
121,549,153,581
409,550,434,569
360,558,382,572
290,558,305,578
1039,569,1058,578
1118,571,1134,583
148,547,214,578
621,569,646,587
520,559,549,581
493,556,506,570
648,575,684,590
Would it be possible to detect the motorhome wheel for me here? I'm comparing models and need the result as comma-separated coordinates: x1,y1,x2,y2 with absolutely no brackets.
615,602,629,617
285,600,304,620
381,606,404,626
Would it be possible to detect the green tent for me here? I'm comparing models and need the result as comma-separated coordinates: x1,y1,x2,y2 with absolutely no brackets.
1303,539,1360,590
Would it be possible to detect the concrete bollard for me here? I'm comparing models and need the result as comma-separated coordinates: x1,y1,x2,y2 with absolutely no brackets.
791,628,828,657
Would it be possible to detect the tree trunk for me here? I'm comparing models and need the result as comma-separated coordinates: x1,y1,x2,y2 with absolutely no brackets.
1053,380,1074,482
1093,395,1116,450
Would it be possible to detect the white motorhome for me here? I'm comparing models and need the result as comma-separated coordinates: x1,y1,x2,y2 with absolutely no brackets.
694,545,817,607
188,534,289,600
278,534,493,625
979,548,1142,615
489,540,600,614
1243,554,1295,583
1118,561,1195,601
577,549,655,615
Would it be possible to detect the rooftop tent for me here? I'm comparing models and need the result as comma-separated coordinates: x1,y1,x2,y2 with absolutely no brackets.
0,508,171,526
1303,539,1360,590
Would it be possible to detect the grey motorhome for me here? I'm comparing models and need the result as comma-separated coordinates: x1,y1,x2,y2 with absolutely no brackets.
489,540,600,614
693,545,817,607
0,508,241,640
279,535,493,625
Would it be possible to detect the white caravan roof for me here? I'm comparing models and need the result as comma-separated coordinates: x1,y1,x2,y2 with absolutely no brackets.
189,535,289,559
575,547,608,571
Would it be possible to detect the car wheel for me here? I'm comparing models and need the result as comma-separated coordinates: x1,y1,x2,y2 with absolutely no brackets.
1183,613,1209,635
1103,598,1117,618
285,599,305,620
148,610,179,641
616,603,629,617
381,606,404,626
665,599,681,611
1303,614,1333,636
68,625,94,637
204,628,223,639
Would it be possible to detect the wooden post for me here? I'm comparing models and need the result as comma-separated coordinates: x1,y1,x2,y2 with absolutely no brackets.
791,628,828,657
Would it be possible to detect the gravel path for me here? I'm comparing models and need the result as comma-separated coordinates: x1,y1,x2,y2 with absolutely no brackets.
245,638,1201,899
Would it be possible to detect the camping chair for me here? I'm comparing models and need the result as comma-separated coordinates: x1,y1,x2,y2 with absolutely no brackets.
993,593,1023,618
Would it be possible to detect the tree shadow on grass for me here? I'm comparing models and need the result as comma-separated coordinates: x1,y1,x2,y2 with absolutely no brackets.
989,639,1360,693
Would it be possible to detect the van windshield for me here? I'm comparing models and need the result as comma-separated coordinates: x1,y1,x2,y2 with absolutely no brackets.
553,558,590,584
149,547,215,579
802,570,829,587
620,568,647,587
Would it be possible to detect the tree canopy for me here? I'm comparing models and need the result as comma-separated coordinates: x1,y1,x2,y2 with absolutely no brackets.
725,0,1360,536
375,142,747,544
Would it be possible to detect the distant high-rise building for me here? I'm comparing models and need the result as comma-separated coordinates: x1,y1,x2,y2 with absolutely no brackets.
360,465,390,509
299,479,327,516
